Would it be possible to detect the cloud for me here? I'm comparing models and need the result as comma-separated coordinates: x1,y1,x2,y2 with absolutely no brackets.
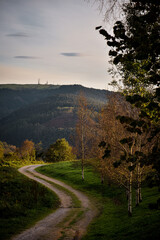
14,56,40,59
60,52,82,57
6,32,29,37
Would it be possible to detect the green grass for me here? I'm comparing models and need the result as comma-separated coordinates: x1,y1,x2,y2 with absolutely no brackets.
45,180,81,208
1,155,45,169
37,161,160,240
0,166,60,240
69,209,84,226
27,170,81,208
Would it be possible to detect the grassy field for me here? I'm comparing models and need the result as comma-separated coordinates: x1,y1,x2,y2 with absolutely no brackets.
37,161,160,240
0,166,60,240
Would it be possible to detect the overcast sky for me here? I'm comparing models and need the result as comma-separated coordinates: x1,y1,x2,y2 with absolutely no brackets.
0,0,113,89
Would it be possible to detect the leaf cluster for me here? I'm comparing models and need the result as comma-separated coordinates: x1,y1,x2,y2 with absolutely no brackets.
45,138,75,162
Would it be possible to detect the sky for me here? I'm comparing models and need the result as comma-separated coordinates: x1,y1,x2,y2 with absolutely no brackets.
0,0,113,90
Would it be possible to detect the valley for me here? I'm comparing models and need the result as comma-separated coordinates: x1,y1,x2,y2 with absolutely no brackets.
0,84,110,148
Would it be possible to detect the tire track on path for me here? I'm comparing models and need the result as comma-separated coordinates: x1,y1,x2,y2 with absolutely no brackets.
12,164,97,240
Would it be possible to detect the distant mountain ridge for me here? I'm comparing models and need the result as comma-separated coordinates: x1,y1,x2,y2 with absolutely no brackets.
0,84,111,148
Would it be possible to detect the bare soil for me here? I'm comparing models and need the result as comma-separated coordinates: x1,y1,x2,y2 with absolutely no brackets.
12,164,97,240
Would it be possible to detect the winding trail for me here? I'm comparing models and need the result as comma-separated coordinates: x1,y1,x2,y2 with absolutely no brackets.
12,164,97,240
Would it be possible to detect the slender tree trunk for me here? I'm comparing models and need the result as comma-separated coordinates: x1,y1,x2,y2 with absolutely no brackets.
81,125,85,181
128,176,132,216
101,173,104,184
136,163,142,205
139,174,142,202
136,163,140,206
100,159,104,184
128,164,132,216
81,159,84,181
138,134,142,203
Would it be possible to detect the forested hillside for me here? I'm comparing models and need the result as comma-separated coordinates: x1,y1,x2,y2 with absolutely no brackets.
0,84,111,148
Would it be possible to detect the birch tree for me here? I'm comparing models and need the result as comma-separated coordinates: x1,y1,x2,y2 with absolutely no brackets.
97,0,160,190
75,93,96,180
97,94,151,215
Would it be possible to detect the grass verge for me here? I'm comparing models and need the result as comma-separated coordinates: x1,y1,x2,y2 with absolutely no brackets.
0,166,60,240
28,172,81,208
37,161,160,240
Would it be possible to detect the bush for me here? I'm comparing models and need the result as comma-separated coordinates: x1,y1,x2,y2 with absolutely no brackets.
45,138,75,162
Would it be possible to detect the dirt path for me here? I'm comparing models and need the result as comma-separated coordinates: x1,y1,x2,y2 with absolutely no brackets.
12,164,97,240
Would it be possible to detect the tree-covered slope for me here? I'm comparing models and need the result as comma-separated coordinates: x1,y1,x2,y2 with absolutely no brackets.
0,84,111,148
0,84,60,119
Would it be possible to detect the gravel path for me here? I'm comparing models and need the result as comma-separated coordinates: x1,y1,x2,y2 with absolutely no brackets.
12,164,97,240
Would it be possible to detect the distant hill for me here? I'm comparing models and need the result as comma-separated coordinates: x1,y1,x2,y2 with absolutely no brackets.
0,84,111,148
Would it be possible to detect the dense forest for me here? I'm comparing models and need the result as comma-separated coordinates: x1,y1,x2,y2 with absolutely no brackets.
0,84,111,148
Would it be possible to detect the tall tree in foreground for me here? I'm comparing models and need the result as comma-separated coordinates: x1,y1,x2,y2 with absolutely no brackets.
97,0,160,191
97,94,151,215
